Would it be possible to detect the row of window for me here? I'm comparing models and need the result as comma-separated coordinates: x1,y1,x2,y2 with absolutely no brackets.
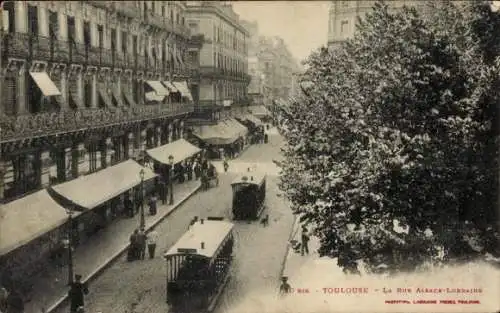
3,3,187,61
141,1,186,26
213,24,247,54
213,52,246,73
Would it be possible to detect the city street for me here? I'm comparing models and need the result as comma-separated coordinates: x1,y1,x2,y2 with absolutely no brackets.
52,131,295,313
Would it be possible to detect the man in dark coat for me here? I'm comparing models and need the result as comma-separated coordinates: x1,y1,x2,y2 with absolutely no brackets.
129,229,139,261
68,275,88,313
125,196,134,218
138,228,147,260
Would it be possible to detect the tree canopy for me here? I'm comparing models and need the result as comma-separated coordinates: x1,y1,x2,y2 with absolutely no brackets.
277,0,500,272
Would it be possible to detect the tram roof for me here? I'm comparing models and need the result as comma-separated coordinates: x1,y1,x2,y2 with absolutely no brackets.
231,173,266,186
164,219,235,259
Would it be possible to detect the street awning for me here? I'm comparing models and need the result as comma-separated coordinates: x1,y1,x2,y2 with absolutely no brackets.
145,81,170,96
50,160,157,210
29,72,61,96
145,91,165,102
0,190,81,256
172,81,193,101
123,92,137,107
192,124,238,145
146,139,201,165
249,105,271,118
111,88,125,107
243,114,263,127
225,118,248,137
98,83,114,107
162,81,178,93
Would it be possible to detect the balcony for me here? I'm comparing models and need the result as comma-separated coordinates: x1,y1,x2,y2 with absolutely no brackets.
137,56,146,72
146,14,173,32
68,42,87,65
114,3,140,19
0,103,195,143
52,40,70,63
173,23,191,38
113,51,125,69
1,32,30,60
29,36,51,60
88,1,109,9
199,66,223,78
87,46,100,66
99,48,113,68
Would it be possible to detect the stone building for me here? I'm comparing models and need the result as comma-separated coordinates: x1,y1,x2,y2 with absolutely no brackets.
327,0,431,50
185,1,251,119
0,0,203,290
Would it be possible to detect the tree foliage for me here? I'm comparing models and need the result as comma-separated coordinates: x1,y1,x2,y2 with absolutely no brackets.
277,0,500,272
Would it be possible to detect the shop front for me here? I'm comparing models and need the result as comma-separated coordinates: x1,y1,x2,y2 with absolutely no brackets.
0,189,81,293
48,160,157,245
146,139,201,202
191,119,246,160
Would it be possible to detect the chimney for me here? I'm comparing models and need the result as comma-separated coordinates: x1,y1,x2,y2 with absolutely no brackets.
201,242,205,249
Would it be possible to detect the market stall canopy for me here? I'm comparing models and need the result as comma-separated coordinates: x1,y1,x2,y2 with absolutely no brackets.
225,118,248,137
162,81,178,93
50,160,157,210
192,123,238,145
29,72,61,96
145,91,165,102
145,81,170,96
146,139,201,165
241,114,263,127
172,81,193,101
248,105,271,118
0,190,81,256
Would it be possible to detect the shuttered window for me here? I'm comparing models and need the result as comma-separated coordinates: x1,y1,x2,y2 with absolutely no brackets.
68,77,79,109
3,75,17,115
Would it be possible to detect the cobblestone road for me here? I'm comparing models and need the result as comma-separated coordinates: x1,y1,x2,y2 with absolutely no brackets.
53,131,294,313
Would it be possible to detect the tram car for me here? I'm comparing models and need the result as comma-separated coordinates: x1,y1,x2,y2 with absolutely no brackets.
231,173,266,220
164,217,234,313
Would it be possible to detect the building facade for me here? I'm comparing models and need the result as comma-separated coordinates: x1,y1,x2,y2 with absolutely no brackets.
0,1,200,204
185,1,251,119
327,0,430,49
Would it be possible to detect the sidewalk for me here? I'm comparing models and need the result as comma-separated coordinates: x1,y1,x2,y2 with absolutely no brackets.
24,179,201,313
279,217,322,292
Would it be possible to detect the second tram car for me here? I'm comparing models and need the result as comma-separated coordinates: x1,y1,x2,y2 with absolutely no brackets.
164,217,234,313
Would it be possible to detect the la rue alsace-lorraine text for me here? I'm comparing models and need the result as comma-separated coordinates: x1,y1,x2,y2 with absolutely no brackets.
383,287,482,305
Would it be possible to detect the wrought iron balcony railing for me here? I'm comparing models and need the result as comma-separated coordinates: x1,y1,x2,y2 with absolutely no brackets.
114,3,140,19
195,100,221,114
52,40,70,63
30,36,51,60
1,32,30,60
88,1,109,9
68,42,88,65
0,103,194,143
199,66,223,77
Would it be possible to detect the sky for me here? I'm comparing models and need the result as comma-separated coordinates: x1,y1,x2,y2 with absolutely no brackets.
231,1,330,63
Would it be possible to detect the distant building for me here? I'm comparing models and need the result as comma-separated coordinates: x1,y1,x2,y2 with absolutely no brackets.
185,1,250,118
327,1,430,50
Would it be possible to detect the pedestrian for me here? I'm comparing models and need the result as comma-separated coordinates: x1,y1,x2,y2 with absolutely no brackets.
186,160,193,180
193,160,201,180
189,216,199,229
138,228,147,260
279,276,291,297
4,289,23,313
148,195,157,215
301,226,310,256
147,229,159,259
125,196,134,218
0,287,8,312
223,158,229,173
128,229,139,261
68,275,88,313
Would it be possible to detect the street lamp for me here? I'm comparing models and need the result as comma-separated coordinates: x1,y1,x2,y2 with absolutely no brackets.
63,209,75,285
168,155,174,205
139,168,145,229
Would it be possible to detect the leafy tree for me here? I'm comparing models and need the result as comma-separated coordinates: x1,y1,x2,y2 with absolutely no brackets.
277,0,500,273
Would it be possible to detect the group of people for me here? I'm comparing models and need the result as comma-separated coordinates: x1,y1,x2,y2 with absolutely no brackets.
128,228,159,261
0,287,23,313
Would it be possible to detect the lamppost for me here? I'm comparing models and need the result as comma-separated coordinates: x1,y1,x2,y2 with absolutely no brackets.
139,168,145,229
63,209,75,285
168,155,174,205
